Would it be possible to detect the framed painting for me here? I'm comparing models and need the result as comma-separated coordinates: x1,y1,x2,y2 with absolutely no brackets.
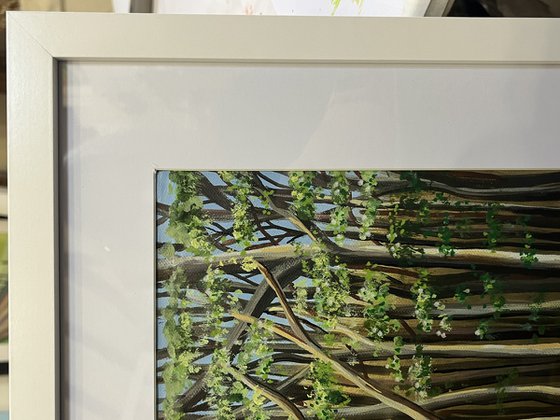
8,12,560,420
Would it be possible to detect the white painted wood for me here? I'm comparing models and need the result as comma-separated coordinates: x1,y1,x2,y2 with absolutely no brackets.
10,13,560,63
6,11,560,420
7,14,58,420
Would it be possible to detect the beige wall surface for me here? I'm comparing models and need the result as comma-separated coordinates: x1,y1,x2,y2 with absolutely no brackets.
0,95,5,173
20,0,112,11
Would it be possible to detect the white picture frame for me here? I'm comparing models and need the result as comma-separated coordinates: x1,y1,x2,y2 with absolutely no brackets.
7,12,560,420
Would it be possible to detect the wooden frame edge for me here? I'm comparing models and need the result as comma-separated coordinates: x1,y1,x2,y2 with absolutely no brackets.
7,13,59,420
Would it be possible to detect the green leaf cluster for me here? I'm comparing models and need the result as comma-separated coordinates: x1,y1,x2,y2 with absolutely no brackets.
410,269,436,333
406,345,432,400
474,319,490,340
400,171,426,193
477,272,506,338
219,171,257,248
303,248,350,326
204,266,230,342
237,320,274,380
235,320,275,420
294,278,309,314
167,171,214,257
358,171,380,240
328,171,351,244
207,347,235,420
307,360,350,420
246,389,269,420
437,214,456,257
358,269,399,345
161,267,202,419
520,232,538,267
386,201,424,262
454,285,471,307
518,217,539,268
328,206,350,245
203,264,245,419
385,336,405,383
484,203,502,250
288,171,317,221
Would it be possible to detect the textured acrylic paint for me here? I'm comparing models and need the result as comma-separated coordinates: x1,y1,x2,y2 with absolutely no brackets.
156,170,560,419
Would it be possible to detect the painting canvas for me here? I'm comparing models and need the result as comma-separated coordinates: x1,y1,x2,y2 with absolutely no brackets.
156,170,560,419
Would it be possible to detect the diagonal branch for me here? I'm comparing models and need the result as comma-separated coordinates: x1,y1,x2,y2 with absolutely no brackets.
224,366,305,420
232,312,440,420
255,261,312,343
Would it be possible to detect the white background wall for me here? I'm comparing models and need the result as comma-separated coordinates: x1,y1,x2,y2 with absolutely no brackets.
153,0,431,16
